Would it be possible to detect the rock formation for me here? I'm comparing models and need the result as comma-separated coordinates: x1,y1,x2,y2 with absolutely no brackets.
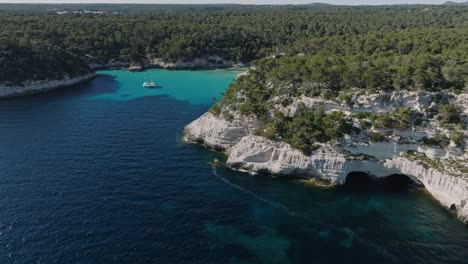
0,73,96,98
185,90,468,224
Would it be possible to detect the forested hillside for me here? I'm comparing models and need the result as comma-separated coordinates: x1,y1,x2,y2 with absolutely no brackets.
0,5,467,85
210,26,467,154
216,27,468,116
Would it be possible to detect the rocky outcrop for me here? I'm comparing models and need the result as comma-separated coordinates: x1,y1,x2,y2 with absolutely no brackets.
184,112,259,151
184,90,468,224
0,73,96,98
89,61,129,70
88,57,242,71
280,90,456,115
0,56,244,99
151,56,235,70
226,135,468,223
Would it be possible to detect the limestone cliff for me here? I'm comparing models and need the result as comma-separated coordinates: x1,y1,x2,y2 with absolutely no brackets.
185,91,468,224
185,112,259,151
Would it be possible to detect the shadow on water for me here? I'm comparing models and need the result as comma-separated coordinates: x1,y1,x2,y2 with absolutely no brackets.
341,172,423,193
144,85,164,89
54,74,121,99
0,74,120,104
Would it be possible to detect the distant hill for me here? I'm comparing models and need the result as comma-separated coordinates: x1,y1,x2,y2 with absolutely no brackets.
443,1,468,5
304,2,336,6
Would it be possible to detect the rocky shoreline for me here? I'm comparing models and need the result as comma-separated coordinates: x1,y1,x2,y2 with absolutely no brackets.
185,91,468,224
0,73,96,98
1,56,246,98
90,56,245,71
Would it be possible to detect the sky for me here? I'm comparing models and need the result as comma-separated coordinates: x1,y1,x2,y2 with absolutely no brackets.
0,0,460,6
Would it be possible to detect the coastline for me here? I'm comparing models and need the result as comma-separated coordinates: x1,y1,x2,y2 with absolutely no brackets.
0,73,96,99
90,57,247,71
0,57,247,99
184,91,468,225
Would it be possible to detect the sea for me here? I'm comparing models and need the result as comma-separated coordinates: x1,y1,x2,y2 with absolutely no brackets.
0,69,467,264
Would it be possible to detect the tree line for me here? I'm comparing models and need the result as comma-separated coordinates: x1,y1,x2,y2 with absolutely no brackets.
1,5,467,84
219,27,467,119
213,25,467,152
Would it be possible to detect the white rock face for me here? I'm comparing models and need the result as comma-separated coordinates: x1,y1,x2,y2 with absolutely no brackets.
351,90,446,113
0,73,96,98
151,57,234,69
184,112,259,151
280,95,342,116
455,93,468,115
224,135,468,223
185,90,468,224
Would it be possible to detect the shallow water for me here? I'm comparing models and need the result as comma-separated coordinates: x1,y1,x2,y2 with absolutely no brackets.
0,69,467,264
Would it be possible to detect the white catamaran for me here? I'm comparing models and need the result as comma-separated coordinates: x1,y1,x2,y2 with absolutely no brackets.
143,74,156,88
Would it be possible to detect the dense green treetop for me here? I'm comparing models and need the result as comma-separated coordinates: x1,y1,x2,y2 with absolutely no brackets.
213,26,467,153
1,4,466,154
0,5,467,84
219,28,467,118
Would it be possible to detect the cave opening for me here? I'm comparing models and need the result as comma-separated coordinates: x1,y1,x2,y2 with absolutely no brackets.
344,172,423,192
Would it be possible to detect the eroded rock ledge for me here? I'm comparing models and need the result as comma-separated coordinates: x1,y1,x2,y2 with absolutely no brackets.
185,91,468,224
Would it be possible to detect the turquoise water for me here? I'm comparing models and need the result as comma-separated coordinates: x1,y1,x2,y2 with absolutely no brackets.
0,69,467,264
92,69,242,104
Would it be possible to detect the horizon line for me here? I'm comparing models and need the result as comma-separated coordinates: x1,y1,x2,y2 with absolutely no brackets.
0,1,463,6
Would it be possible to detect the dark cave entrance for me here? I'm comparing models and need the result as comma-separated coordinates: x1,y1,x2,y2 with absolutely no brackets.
344,172,423,192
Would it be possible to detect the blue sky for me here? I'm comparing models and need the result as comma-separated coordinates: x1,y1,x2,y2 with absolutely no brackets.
0,0,459,5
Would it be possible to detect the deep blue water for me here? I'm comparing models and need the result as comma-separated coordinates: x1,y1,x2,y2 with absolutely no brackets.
0,69,467,264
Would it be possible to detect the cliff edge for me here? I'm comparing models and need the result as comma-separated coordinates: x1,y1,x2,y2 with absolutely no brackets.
185,90,468,224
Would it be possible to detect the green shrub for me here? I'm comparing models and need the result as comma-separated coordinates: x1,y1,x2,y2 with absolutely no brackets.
273,106,354,155
222,111,234,122
360,120,372,129
368,108,420,130
369,132,385,142
438,104,462,125
450,130,465,146
352,112,370,119
372,114,395,129
209,104,221,116
280,97,293,107
422,133,450,148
